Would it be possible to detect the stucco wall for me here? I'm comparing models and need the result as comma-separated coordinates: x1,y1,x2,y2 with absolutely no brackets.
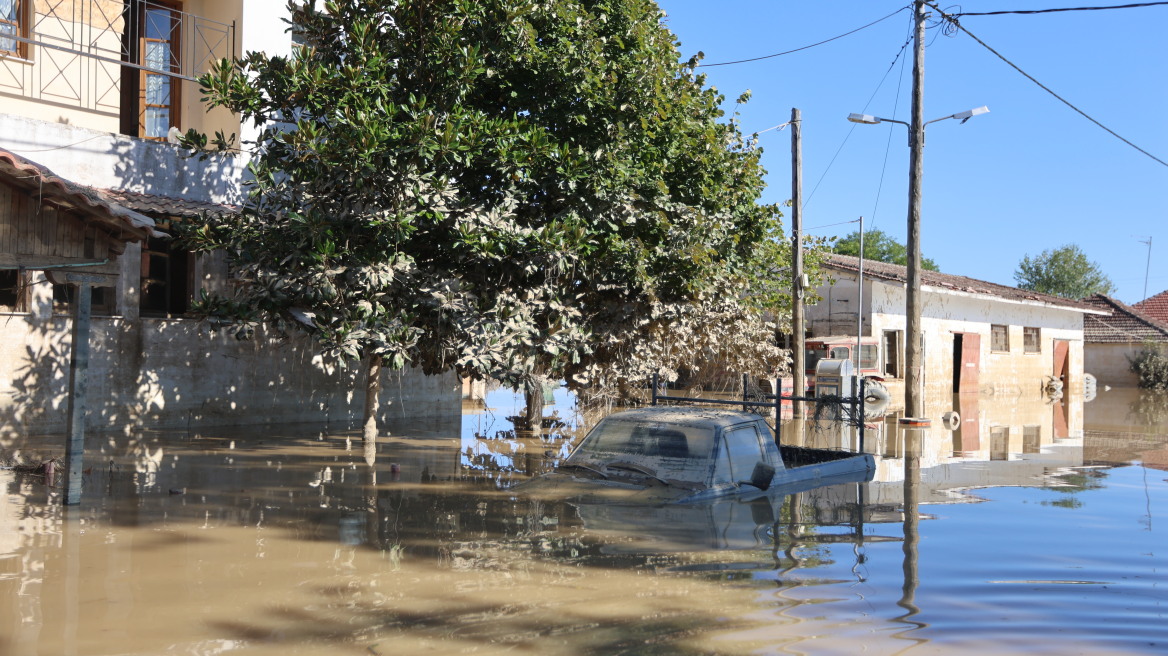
808,271,1088,396
1084,343,1140,388
0,0,253,144
0,115,244,204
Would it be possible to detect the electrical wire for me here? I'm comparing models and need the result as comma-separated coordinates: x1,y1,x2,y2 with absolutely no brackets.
930,3,1168,169
949,2,1168,17
803,32,914,215
697,5,911,67
868,20,914,234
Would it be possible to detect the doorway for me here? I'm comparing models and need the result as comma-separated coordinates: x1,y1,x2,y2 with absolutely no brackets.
951,332,980,394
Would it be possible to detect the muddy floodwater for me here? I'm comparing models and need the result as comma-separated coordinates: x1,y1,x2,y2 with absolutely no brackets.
1,386,1165,655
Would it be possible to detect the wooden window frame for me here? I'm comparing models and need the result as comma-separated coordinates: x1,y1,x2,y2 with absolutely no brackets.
52,283,117,317
0,0,32,60
122,0,183,140
1023,326,1041,354
139,232,192,317
0,269,29,312
990,324,1010,353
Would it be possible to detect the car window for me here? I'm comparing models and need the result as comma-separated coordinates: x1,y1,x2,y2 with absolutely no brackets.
567,419,715,483
723,424,765,483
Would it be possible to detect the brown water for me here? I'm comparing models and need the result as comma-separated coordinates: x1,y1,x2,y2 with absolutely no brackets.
1,386,1165,655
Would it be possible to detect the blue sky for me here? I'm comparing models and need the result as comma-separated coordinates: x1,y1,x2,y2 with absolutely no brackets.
657,1,1167,304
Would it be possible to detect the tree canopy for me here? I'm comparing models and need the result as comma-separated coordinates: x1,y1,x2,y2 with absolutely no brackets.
185,0,792,427
1014,244,1114,299
832,229,939,271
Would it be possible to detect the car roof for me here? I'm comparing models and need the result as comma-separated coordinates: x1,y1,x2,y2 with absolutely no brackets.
598,406,766,431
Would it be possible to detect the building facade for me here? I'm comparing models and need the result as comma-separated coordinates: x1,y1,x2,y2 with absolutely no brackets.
1,2,459,440
1082,294,1168,388
808,254,1106,398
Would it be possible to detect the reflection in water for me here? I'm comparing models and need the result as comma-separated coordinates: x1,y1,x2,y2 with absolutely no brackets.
0,387,1164,655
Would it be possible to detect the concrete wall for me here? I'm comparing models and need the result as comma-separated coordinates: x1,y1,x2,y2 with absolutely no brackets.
808,271,1087,396
1085,343,1140,388
0,275,460,442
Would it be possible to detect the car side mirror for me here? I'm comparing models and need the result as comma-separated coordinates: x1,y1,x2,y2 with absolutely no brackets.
744,461,775,490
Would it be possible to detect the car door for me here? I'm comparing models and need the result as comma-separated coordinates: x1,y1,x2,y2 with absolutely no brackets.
711,422,767,494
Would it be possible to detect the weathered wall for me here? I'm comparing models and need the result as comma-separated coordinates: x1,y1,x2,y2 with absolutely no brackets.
808,271,1088,396
1085,343,1140,388
0,116,243,204
0,289,460,442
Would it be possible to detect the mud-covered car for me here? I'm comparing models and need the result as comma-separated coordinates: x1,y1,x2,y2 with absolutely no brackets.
516,406,874,504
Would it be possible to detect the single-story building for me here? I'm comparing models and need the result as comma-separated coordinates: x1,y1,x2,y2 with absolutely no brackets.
1082,294,1168,388
808,253,1108,398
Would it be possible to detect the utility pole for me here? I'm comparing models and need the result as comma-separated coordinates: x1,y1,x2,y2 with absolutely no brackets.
904,0,927,421
791,107,806,418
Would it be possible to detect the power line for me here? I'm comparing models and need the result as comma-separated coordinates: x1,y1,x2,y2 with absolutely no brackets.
697,5,911,67
950,2,1168,17
930,3,1168,169
804,31,914,212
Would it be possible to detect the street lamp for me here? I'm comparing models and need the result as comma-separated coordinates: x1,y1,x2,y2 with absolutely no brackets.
848,105,988,422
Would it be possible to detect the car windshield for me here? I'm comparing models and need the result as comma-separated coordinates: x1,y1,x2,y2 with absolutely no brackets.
565,419,716,484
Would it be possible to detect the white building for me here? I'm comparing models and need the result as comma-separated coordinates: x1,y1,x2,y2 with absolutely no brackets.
808,254,1107,398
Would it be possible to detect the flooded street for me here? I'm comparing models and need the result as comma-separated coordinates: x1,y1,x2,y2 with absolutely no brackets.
1,386,1165,655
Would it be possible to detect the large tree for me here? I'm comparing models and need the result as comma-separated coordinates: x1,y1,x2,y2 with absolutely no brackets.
1014,244,1114,299
832,229,939,271
185,0,787,449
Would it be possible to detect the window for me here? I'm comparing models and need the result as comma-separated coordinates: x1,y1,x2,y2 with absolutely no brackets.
0,0,30,59
122,1,183,139
1022,425,1041,454
0,269,26,311
140,235,191,316
713,425,765,486
53,283,116,316
1023,327,1041,354
990,324,1009,352
990,426,1009,461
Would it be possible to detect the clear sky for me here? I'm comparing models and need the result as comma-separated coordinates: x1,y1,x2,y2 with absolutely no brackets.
657,1,1168,304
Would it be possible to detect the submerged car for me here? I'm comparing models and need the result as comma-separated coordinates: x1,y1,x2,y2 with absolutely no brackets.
515,406,875,504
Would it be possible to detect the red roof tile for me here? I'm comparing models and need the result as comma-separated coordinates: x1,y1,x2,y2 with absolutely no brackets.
0,147,155,242
824,253,1106,314
1081,294,1168,343
1132,289,1168,325
101,188,237,219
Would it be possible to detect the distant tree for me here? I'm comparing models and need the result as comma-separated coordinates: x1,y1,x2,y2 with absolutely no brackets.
832,229,939,271
1014,244,1115,299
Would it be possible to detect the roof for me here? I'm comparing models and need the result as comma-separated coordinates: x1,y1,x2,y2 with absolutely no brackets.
101,188,237,220
602,406,765,431
0,147,155,241
824,253,1107,314
1132,289,1168,325
1081,294,1168,344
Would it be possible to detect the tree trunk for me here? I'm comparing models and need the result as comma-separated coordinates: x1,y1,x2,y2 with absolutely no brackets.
363,355,382,466
522,374,543,432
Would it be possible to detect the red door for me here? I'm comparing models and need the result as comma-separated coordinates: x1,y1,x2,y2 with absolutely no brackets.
953,333,980,394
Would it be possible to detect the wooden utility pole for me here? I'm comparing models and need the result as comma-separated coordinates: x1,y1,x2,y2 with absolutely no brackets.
64,277,94,506
790,107,806,418
905,0,927,420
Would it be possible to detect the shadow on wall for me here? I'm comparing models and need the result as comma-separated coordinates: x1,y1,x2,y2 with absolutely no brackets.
0,310,460,450
110,133,244,204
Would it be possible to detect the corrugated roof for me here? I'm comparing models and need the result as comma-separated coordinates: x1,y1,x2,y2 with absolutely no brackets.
1132,289,1168,325
824,253,1107,314
1082,294,1168,344
0,147,155,241
101,188,237,219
